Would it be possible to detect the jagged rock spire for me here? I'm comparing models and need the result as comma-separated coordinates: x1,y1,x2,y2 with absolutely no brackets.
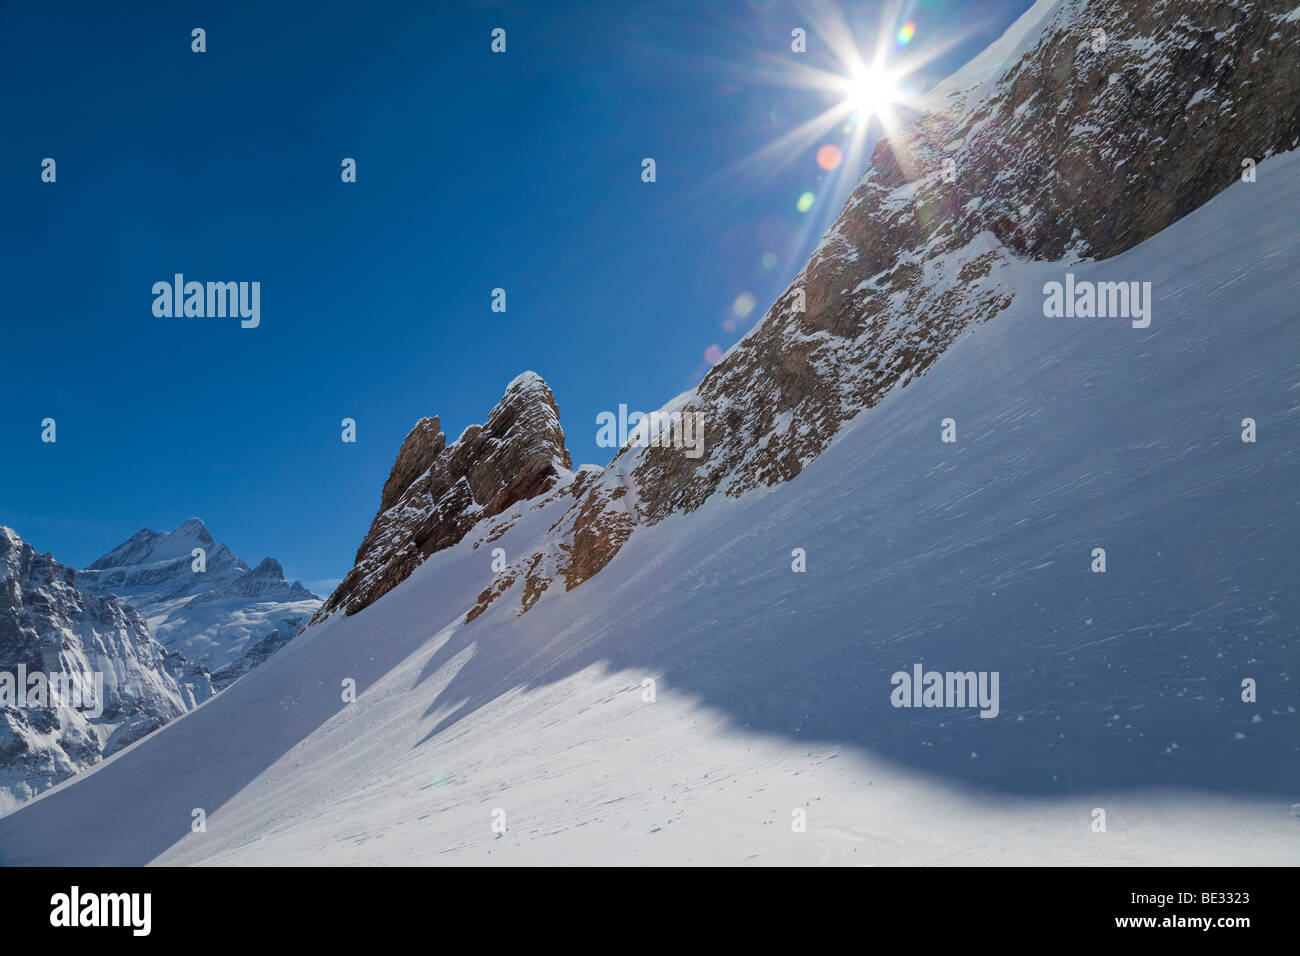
316,372,572,619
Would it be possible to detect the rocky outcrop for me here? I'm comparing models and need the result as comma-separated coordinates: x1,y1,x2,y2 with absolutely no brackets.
0,526,211,814
316,372,573,619
626,0,1300,522
464,464,638,623
323,0,1300,628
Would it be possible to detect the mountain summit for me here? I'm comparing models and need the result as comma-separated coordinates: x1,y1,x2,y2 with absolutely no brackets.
80,520,319,685
315,371,573,620
0,526,211,813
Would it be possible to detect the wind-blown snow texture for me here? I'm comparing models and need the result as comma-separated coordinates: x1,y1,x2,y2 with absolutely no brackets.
0,150,1295,864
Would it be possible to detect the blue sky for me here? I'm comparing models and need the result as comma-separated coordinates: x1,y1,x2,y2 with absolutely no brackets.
0,0,1032,592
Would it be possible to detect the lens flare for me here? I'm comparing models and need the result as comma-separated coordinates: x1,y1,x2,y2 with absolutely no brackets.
704,344,724,364
732,292,757,317
816,143,843,170
844,65,898,119
696,0,976,232
760,251,778,272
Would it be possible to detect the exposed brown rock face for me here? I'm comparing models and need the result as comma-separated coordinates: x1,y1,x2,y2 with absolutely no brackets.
463,465,638,623
625,0,1299,523
324,0,1299,627
315,373,572,620
555,472,636,592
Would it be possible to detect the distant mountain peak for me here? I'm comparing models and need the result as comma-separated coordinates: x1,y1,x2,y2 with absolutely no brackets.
173,517,213,544
86,518,217,571
250,556,284,578
79,520,321,678
0,525,213,813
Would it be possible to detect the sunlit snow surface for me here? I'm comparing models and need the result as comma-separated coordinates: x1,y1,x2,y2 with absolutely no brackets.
0,153,1296,866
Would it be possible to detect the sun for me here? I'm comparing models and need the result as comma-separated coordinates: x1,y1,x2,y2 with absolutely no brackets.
691,1,990,220
842,64,900,121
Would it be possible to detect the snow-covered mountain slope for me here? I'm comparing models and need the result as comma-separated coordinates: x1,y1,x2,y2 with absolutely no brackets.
429,0,1300,611
624,0,1299,517
0,527,212,815
0,148,1294,864
79,519,320,686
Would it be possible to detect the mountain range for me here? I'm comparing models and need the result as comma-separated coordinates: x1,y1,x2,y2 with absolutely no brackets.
80,518,320,685
0,527,211,814
0,520,318,811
